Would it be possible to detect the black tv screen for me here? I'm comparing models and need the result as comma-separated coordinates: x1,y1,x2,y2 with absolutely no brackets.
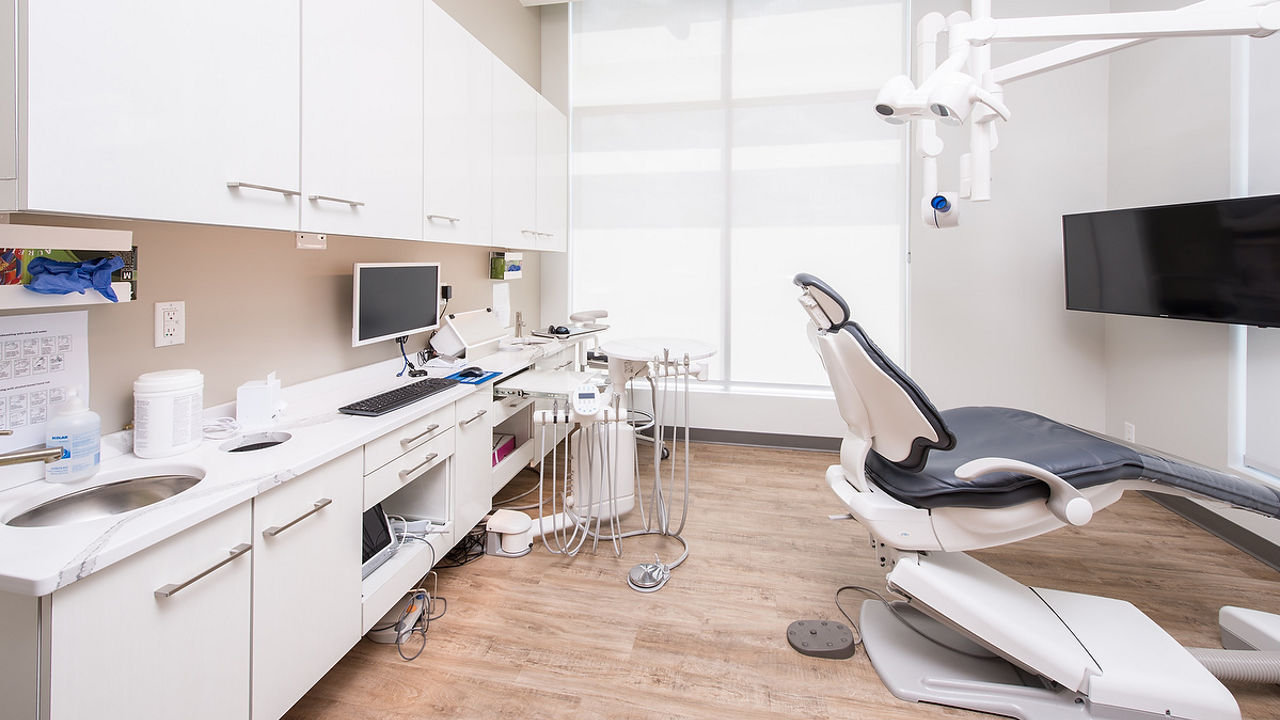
1063,194,1280,328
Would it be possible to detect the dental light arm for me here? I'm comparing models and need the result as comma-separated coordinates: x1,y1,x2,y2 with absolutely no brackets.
885,0,1280,227
955,457,1095,526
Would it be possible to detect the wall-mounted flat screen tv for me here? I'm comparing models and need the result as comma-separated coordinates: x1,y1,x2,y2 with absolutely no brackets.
1064,193,1280,328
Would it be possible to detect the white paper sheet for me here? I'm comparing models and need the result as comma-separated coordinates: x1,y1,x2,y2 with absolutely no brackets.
492,282,511,328
0,310,90,450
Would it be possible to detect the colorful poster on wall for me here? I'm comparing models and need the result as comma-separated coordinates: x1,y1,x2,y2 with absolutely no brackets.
0,310,90,451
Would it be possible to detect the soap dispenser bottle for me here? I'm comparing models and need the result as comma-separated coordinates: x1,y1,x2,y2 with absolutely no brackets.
45,389,101,483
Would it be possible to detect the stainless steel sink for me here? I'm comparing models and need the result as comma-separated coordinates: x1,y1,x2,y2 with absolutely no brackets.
5,472,204,528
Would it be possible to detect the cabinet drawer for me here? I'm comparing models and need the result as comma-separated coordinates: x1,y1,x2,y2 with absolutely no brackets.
364,427,453,510
363,403,455,475
492,394,532,425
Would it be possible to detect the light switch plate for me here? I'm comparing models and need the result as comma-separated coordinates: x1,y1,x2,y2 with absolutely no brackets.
155,301,185,347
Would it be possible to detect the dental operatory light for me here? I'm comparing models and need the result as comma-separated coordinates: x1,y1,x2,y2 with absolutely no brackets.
885,0,1280,228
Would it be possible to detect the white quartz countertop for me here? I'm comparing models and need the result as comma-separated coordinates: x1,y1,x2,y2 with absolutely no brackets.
0,345,552,597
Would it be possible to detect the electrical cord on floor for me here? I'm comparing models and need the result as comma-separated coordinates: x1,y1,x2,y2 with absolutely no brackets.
437,526,486,568
836,584,997,660
369,570,448,662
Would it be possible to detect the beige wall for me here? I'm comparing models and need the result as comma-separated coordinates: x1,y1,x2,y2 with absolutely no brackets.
0,215,543,433
435,0,542,89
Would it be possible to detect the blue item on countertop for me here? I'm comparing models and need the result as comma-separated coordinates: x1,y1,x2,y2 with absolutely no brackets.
446,369,502,384
24,255,126,302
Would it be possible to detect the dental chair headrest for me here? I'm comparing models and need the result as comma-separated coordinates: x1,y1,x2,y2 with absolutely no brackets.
795,272,955,473
794,273,849,331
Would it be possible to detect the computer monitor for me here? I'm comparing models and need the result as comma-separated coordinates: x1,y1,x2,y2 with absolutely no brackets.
352,262,441,347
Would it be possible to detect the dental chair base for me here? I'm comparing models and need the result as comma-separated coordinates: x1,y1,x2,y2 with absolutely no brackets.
871,551,1239,720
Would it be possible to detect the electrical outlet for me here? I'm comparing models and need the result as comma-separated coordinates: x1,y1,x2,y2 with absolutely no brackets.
155,301,185,347
1123,422,1136,443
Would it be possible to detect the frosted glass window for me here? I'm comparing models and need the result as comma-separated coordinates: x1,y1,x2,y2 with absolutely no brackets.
732,1,904,98
1245,329,1280,477
571,0,906,388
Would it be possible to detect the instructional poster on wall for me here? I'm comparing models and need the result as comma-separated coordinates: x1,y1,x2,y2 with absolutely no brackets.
0,310,89,450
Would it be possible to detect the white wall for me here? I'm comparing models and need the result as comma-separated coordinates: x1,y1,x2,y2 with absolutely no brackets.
908,0,1110,431
1102,0,1250,471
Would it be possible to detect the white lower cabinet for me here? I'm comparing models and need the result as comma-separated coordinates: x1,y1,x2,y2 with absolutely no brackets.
454,390,494,536
46,504,252,720
252,450,362,720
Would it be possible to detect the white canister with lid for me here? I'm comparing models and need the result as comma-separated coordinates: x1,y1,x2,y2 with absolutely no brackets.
133,369,204,458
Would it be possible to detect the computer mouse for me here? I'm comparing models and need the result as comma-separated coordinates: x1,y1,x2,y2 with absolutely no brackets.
458,366,485,378
547,325,570,335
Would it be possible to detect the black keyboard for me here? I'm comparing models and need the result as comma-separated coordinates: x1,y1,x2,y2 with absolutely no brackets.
339,377,461,417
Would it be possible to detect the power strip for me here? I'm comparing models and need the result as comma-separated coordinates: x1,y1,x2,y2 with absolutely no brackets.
390,516,448,536
367,590,427,645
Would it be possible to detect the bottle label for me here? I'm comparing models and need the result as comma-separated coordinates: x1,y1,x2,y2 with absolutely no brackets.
47,429,99,475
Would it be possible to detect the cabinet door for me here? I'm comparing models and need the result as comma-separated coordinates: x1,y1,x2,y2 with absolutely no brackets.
535,96,568,252
491,62,538,250
252,450,362,720
301,0,424,240
423,2,492,246
24,0,300,230
454,390,494,537
48,504,251,720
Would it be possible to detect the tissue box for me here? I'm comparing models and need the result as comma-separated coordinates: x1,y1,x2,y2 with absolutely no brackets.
492,434,516,466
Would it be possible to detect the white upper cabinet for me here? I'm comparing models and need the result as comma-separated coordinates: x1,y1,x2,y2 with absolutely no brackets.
20,0,301,230
423,2,493,246
535,96,568,252
3,0,567,249
492,62,539,250
301,0,424,241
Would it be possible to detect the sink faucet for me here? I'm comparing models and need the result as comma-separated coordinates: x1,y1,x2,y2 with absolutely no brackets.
0,430,65,467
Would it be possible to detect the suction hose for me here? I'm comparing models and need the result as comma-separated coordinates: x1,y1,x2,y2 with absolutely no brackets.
1186,647,1280,684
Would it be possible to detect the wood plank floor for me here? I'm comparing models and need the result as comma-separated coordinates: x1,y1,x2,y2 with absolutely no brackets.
288,443,1280,719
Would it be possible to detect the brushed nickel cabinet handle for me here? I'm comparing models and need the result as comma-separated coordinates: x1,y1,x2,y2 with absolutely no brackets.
155,543,252,599
426,214,461,223
308,194,365,207
263,498,333,538
226,181,300,197
460,409,487,427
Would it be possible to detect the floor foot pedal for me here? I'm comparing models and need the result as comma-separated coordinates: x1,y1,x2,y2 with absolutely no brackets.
787,619,856,659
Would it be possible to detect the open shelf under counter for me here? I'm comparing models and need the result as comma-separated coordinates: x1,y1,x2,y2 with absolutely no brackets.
492,438,538,496
360,520,454,635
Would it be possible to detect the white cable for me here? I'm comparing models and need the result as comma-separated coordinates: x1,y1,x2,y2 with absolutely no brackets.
202,416,240,439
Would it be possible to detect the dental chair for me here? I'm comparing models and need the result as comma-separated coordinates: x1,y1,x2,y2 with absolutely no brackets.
794,273,1280,720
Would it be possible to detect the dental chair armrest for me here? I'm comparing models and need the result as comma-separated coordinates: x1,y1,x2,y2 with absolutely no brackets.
955,457,1094,527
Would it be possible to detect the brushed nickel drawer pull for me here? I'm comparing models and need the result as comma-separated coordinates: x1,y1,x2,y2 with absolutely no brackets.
426,214,461,223
460,409,487,427
399,453,440,480
401,424,441,446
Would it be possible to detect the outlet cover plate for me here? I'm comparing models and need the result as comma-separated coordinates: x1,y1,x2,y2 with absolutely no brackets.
155,301,185,347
